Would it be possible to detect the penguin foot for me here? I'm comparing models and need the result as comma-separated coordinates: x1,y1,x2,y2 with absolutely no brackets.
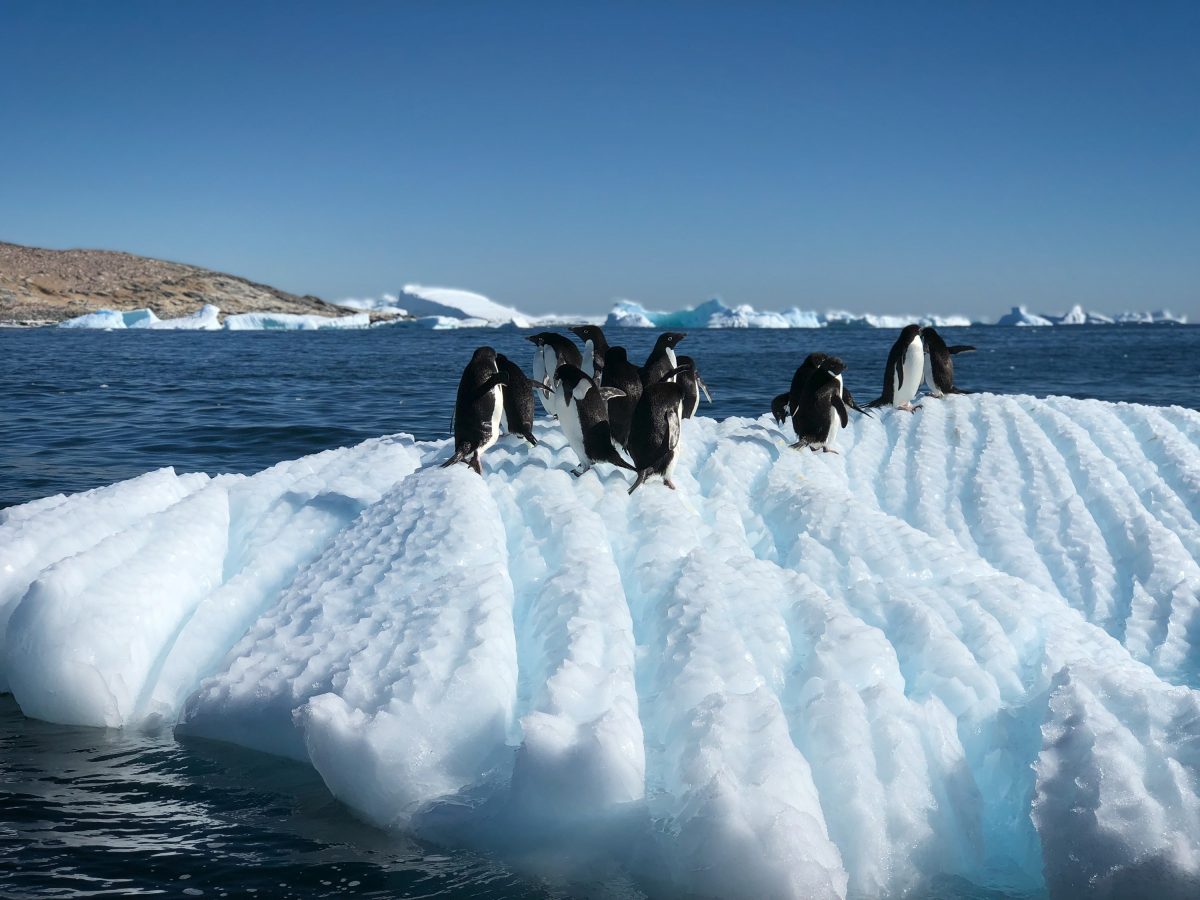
898,403,922,413
469,455,483,475
664,478,677,490
789,440,810,450
570,465,591,478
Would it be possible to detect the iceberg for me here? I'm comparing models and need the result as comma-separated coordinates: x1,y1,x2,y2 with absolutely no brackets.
222,311,370,330
58,308,159,329
606,298,975,329
1113,309,1188,325
3,396,1200,898
994,305,1054,326
396,284,532,327
57,306,367,330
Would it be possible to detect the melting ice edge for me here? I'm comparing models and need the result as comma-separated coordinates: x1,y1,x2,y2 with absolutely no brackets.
3,395,1199,898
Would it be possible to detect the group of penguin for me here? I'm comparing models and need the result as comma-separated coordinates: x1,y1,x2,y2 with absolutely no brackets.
442,326,710,494
443,322,973,491
769,323,975,453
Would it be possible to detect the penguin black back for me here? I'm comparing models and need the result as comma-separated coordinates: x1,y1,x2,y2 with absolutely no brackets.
921,327,975,397
627,365,691,494
495,353,538,446
442,346,508,474
601,346,643,449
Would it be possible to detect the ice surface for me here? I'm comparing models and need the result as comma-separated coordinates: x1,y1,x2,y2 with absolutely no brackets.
4,396,1200,898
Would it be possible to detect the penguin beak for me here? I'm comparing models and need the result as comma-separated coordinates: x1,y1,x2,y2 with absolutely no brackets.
569,326,585,339
525,335,540,344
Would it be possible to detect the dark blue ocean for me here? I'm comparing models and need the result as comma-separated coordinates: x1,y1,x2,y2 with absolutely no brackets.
1,325,1197,899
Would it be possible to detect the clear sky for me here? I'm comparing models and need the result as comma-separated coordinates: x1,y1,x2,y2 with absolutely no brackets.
2,1,1197,317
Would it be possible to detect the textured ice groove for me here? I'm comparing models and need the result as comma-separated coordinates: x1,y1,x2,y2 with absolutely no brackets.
2,396,1199,898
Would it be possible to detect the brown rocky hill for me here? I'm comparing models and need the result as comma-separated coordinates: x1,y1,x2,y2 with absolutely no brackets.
0,241,353,325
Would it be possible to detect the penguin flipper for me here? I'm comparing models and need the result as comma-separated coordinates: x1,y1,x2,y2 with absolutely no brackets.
698,377,712,403
947,345,976,355
599,387,627,400
471,373,507,401
833,395,849,429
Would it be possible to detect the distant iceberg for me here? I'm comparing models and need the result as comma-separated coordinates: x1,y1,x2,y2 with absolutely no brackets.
223,311,369,330
394,284,533,327
4,396,1199,898
606,298,973,329
993,305,1054,326
59,308,160,329
1112,308,1188,325
58,307,369,331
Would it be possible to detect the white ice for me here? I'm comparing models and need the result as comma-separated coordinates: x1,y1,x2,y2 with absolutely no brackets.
57,306,369,330
3,396,1200,898
222,311,370,330
606,298,974,330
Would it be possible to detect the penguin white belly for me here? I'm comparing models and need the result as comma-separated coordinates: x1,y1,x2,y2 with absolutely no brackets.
582,341,595,378
480,386,504,454
823,405,839,449
536,347,559,416
922,353,942,398
559,400,589,469
894,338,924,406
665,346,678,381
663,398,684,481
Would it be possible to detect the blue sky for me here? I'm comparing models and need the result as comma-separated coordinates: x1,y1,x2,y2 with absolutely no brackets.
2,1,1197,317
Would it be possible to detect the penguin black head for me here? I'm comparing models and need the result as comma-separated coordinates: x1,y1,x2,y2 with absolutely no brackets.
801,352,829,369
526,333,546,346
819,356,846,376
471,346,498,364
654,332,686,351
605,346,629,365
570,325,606,345
899,323,922,343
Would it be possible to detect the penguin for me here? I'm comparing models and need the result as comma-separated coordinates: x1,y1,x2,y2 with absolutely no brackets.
627,365,692,494
868,324,924,412
790,356,849,453
920,327,975,398
569,325,610,379
775,352,871,424
600,345,643,451
494,353,538,446
675,354,712,419
641,332,686,386
550,364,636,477
441,346,508,475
